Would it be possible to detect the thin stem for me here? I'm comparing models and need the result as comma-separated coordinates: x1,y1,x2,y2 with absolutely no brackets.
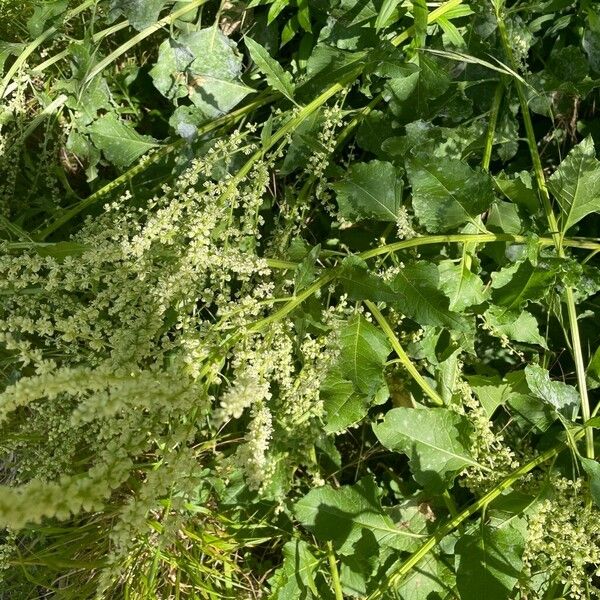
366,301,444,406
481,82,504,172
496,4,594,459
366,428,586,600
326,542,344,600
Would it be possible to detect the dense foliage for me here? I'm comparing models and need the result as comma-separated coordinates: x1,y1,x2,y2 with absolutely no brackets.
1,0,600,598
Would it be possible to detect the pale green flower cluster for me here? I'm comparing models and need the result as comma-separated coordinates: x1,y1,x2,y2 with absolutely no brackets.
457,379,520,495
520,476,600,599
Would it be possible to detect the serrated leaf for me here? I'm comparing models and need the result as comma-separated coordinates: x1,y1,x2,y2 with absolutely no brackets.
439,260,488,311
373,407,480,491
109,0,166,30
333,160,403,222
456,524,524,600
407,156,494,232
548,136,600,234
390,262,470,331
484,306,548,348
524,365,579,414
27,0,68,37
245,37,295,102
88,114,158,168
293,477,424,555
580,458,600,508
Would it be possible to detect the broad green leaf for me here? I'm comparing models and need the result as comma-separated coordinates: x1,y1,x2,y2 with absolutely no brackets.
390,262,470,331
439,260,488,311
321,374,366,434
491,259,558,314
322,314,390,432
407,157,494,232
484,306,548,348
294,477,424,555
268,539,320,599
339,258,468,331
393,551,455,600
548,136,600,234
493,171,538,215
580,458,600,508
524,365,579,414
373,407,480,491
245,37,295,102
150,28,254,120
455,524,524,600
467,375,512,417
88,114,158,168
27,0,68,37
109,0,166,30
333,160,403,222
339,315,391,395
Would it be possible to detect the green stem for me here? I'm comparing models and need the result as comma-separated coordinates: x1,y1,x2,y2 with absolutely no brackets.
496,4,594,460
481,82,504,172
326,542,344,600
366,301,444,406
366,428,586,600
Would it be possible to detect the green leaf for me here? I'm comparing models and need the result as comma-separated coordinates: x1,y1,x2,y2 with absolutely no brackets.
455,524,524,600
268,539,320,599
491,259,558,314
393,552,456,600
524,365,579,414
439,260,488,311
494,171,539,215
150,28,254,120
484,306,548,348
27,0,68,37
322,314,390,433
333,160,403,222
339,315,391,395
293,477,424,555
245,37,295,103
88,114,158,168
407,156,494,232
373,407,480,491
390,262,470,331
375,0,401,31
548,136,600,234
467,375,512,417
580,458,600,508
109,0,166,30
